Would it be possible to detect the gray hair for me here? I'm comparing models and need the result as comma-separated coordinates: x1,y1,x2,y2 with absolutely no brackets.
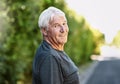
38,6,65,29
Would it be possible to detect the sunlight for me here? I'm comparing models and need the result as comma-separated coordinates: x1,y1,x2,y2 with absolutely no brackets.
100,45,120,57
66,0,120,44
91,45,120,61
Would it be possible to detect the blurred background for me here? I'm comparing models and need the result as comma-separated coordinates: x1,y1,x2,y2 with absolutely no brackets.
0,0,120,84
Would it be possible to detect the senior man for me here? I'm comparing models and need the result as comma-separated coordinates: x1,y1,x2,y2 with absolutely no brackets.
32,6,80,84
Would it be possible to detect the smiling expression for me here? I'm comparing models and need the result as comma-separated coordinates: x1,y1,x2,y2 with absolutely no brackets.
46,15,69,45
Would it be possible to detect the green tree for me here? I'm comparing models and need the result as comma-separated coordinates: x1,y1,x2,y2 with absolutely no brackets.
0,0,11,83
2,0,42,83
65,11,104,65
112,30,120,47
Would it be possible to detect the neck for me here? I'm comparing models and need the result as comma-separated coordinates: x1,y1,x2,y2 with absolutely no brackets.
44,39,64,51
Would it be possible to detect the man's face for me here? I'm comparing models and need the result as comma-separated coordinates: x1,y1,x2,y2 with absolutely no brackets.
46,15,69,45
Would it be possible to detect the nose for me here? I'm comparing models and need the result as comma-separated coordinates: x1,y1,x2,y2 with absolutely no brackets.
60,26,65,33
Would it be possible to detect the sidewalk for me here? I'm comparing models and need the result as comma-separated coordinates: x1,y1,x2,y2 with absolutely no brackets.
79,61,99,84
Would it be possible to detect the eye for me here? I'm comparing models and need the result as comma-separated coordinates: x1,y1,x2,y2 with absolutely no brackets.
63,23,65,25
63,22,67,26
54,24,57,28
54,24,59,28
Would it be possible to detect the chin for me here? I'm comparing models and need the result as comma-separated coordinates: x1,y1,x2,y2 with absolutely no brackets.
57,38,68,44
60,40,67,44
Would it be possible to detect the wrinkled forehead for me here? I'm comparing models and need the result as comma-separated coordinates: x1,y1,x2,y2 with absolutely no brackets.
49,14,67,24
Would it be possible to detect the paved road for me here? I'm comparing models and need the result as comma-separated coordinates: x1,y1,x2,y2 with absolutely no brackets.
85,59,120,84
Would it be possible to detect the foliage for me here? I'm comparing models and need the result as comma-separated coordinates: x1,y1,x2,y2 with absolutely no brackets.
90,27,105,54
65,12,104,65
112,30,120,47
0,0,11,83
1,0,42,83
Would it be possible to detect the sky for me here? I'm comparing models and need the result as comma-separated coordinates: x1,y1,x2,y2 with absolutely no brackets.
66,0,120,43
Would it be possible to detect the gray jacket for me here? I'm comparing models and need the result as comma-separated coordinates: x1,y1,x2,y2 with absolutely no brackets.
32,40,80,84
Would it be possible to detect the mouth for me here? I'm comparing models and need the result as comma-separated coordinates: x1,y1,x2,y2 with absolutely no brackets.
59,35,67,38
59,34,68,37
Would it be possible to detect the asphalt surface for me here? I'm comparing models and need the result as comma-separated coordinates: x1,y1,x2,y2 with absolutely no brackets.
85,59,120,84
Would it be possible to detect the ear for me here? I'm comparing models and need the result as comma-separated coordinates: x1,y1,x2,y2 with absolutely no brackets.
41,28,47,36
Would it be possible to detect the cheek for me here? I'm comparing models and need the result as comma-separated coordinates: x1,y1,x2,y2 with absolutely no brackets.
65,25,69,31
48,29,58,36
66,27,69,32
53,28,60,33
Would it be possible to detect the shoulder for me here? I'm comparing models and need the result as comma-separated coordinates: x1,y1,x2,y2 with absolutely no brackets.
33,41,63,66
44,50,62,64
34,49,61,66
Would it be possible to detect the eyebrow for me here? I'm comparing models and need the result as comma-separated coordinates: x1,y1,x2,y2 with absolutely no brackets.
53,21,67,25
